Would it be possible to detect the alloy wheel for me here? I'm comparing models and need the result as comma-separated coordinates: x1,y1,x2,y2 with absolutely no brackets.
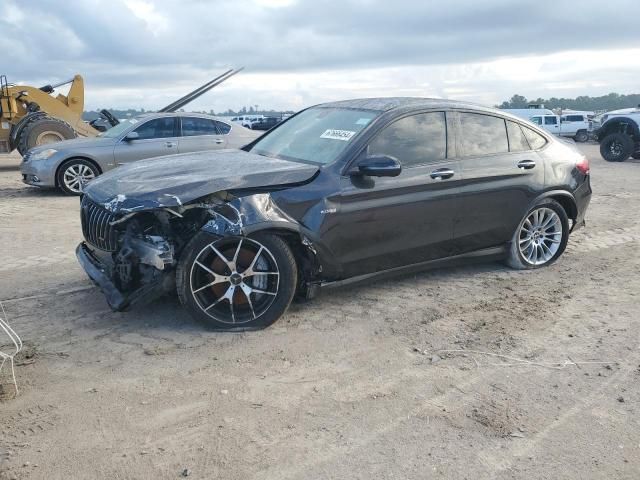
189,237,280,324
608,141,623,157
63,164,96,193
518,207,563,266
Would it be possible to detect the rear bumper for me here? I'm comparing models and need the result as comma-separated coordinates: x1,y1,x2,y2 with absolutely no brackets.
76,242,173,311
572,175,592,232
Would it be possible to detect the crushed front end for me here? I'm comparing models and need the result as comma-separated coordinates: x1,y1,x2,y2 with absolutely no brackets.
75,194,232,310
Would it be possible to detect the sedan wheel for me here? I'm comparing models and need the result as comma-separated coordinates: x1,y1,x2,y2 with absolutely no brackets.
177,232,297,330
518,208,562,265
56,159,99,195
507,200,569,270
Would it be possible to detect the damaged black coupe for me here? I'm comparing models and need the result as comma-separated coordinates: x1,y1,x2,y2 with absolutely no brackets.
77,98,592,329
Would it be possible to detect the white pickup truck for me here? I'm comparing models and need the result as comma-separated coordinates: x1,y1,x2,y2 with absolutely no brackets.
503,108,590,142
530,113,590,142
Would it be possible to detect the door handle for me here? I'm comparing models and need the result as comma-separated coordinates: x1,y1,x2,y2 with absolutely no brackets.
517,159,536,170
165,141,176,148
430,168,455,180
214,139,224,144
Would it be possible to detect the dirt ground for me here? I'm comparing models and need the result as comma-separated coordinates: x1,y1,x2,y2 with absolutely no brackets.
0,144,639,480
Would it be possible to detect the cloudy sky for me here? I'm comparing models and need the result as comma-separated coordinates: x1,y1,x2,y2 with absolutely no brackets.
1,0,639,112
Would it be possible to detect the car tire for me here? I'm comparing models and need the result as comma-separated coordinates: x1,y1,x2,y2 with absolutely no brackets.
176,231,298,331
56,158,100,195
574,130,589,143
600,133,634,162
632,153,640,160
506,199,569,270
17,117,76,156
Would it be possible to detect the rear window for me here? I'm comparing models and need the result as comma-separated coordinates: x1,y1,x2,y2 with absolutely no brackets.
460,113,508,156
522,126,547,150
564,115,584,122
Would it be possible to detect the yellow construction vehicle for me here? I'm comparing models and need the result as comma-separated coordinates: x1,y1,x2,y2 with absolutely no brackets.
0,74,119,155
0,69,243,156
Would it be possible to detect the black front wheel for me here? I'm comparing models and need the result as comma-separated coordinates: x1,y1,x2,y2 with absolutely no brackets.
176,232,298,330
600,133,634,162
574,130,589,143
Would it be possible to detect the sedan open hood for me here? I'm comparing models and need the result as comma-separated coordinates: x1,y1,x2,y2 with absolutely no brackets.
83,149,319,214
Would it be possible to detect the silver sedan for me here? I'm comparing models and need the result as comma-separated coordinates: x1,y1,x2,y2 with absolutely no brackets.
20,112,260,194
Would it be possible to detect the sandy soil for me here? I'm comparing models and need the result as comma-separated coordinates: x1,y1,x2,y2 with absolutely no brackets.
0,144,639,480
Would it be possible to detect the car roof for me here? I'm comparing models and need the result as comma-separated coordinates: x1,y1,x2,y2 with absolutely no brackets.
316,97,542,127
317,97,497,113
135,112,232,123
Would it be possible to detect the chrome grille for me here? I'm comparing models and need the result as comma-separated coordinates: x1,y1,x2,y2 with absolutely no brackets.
80,196,119,252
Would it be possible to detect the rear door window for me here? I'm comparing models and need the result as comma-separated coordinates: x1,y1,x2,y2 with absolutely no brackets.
459,113,508,156
133,117,177,140
544,116,558,125
181,117,219,137
522,126,547,150
368,112,447,167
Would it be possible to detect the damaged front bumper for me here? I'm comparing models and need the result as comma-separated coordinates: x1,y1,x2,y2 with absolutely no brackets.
76,242,174,311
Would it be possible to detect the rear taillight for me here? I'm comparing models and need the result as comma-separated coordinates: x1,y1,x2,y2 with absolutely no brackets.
576,156,589,174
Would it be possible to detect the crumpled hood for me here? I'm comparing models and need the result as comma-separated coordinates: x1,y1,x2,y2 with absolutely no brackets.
83,149,319,214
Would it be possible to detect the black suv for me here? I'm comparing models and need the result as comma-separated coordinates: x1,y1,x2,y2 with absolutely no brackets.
76,98,592,330
250,117,281,131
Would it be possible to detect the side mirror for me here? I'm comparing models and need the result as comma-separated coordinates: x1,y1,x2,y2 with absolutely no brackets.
124,131,139,141
351,154,402,177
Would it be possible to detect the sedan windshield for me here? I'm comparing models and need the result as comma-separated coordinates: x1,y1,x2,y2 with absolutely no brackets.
98,118,140,138
250,107,378,165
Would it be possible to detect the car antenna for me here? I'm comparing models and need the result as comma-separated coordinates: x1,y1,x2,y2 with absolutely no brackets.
158,67,244,113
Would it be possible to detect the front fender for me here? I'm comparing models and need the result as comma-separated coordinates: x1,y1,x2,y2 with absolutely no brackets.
200,193,342,280
597,118,640,141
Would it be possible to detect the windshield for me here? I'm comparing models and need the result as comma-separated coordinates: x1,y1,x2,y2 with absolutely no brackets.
98,118,139,138
250,107,378,165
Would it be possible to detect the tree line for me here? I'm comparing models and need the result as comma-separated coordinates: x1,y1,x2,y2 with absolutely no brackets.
497,93,640,112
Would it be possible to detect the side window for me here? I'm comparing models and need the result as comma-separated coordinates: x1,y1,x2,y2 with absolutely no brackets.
530,117,542,125
214,121,231,134
506,121,530,152
459,113,508,156
544,116,558,125
182,117,218,137
522,126,547,150
368,112,446,167
133,117,176,140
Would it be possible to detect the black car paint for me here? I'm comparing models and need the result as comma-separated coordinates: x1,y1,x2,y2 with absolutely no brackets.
78,98,591,310
84,149,319,213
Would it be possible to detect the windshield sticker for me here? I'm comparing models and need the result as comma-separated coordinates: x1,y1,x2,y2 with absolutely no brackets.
320,129,356,141
356,118,371,125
